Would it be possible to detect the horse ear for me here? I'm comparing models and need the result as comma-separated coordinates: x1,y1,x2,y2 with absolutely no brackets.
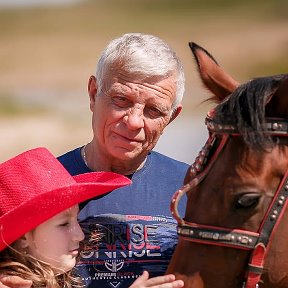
265,75,288,118
189,42,239,103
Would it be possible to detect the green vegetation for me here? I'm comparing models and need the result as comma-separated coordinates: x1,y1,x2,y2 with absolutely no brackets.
0,0,286,36
0,0,286,114
249,58,288,78
0,94,48,117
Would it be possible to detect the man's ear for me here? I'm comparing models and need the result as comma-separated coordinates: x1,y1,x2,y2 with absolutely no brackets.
88,75,98,111
169,105,182,124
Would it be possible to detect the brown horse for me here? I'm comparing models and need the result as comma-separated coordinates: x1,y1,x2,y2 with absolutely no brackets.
167,43,288,288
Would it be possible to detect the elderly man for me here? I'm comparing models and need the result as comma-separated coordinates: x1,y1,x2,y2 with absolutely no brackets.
58,33,189,287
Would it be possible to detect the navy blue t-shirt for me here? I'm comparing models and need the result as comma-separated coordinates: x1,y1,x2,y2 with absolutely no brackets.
58,148,189,288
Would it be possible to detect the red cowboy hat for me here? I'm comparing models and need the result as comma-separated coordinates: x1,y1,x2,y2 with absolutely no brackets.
0,147,131,252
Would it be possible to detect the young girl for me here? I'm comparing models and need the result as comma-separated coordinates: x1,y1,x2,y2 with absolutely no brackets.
0,148,184,288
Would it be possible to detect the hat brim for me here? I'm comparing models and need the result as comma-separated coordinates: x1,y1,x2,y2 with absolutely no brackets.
0,172,131,251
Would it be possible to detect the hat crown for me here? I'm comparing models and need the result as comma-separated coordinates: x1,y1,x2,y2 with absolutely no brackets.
0,147,131,252
0,148,75,216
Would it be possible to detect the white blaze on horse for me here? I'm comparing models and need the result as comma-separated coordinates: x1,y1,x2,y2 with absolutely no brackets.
167,42,288,288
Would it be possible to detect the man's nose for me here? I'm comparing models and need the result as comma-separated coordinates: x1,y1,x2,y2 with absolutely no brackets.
123,108,144,130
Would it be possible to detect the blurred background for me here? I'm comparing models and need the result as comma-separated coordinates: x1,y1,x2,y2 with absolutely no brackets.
0,0,287,164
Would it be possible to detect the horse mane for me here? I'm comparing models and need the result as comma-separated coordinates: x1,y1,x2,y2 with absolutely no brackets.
213,74,286,149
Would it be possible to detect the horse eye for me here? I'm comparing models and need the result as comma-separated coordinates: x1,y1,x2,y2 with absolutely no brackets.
234,193,261,209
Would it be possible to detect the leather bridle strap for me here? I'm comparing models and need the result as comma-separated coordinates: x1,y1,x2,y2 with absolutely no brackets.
171,133,229,226
245,171,288,288
173,146,288,287
171,133,262,251
171,115,288,288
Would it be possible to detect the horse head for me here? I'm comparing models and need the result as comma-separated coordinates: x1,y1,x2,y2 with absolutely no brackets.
167,42,288,288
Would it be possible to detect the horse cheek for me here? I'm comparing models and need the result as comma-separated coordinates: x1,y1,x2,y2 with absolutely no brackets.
175,272,204,288
264,213,288,286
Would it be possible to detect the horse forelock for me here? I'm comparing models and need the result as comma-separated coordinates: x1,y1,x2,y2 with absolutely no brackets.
212,74,286,149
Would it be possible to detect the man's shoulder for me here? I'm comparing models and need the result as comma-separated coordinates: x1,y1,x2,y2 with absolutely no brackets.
57,147,79,164
150,151,189,169
144,151,189,180
57,147,88,176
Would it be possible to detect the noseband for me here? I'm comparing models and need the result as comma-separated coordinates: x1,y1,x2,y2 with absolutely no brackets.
171,113,288,288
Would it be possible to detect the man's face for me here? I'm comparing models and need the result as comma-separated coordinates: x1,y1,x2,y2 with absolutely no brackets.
89,72,180,162
24,205,84,274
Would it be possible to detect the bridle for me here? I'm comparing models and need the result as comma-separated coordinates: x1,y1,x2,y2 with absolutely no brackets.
171,112,288,288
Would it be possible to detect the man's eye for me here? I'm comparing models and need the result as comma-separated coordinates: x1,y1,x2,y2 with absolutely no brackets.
145,107,163,118
113,96,129,106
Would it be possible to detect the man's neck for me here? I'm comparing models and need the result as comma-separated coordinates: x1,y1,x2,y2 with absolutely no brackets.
82,142,147,175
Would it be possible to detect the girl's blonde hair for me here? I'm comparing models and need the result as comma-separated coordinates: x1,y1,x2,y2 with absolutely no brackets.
0,244,82,288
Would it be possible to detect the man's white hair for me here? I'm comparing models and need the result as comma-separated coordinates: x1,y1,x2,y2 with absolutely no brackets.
95,33,185,110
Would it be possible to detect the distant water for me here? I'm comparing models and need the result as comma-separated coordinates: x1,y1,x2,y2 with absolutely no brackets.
0,0,83,8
